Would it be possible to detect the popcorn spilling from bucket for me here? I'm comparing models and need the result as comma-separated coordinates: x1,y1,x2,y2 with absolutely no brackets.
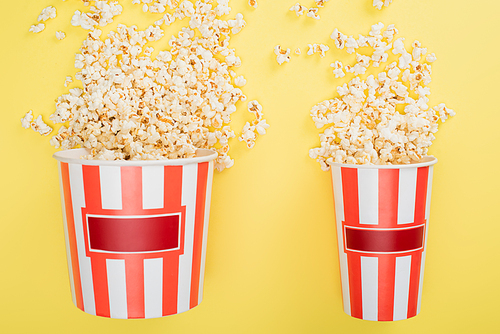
22,0,268,172
309,23,455,170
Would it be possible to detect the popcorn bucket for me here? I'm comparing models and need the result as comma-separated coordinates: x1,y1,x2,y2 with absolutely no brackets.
54,148,217,319
330,157,437,321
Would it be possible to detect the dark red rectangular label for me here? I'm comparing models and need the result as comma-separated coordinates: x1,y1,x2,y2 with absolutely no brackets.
88,214,180,253
345,225,424,253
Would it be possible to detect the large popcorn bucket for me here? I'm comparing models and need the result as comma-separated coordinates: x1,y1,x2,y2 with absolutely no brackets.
53,148,217,319
330,157,437,321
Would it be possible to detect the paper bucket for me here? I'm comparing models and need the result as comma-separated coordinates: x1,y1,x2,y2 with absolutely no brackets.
330,157,437,321
54,148,217,319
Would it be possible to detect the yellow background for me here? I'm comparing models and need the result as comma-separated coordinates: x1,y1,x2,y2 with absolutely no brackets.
1,0,499,333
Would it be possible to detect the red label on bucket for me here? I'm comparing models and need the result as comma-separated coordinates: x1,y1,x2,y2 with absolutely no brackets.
87,214,180,253
344,224,424,254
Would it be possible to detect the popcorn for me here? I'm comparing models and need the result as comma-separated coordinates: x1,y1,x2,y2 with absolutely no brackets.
295,48,301,55
330,61,345,78
274,45,291,65
63,76,73,87
40,1,268,171
22,111,52,136
56,31,66,40
315,0,329,7
290,3,307,16
234,76,247,87
38,6,57,22
307,44,329,57
310,24,454,168
248,0,258,9
306,8,320,20
21,110,34,129
373,0,393,10
71,1,123,30
238,100,269,149
331,28,347,49
426,53,437,63
29,23,45,33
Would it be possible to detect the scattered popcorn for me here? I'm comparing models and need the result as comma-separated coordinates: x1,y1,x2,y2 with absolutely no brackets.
307,43,329,57
38,6,57,22
234,76,247,87
373,0,393,10
21,110,34,129
22,111,52,136
248,0,258,9
331,28,347,49
29,23,45,33
239,100,269,149
310,23,454,169
290,3,307,16
56,31,66,40
63,76,73,87
315,0,329,7
41,1,268,172
274,45,291,65
426,53,437,63
295,48,301,55
345,37,359,54
330,61,345,78
71,1,123,30
228,13,246,34
306,8,320,20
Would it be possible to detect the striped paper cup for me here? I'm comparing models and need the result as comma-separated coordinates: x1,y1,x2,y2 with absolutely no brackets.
330,157,437,321
54,148,217,319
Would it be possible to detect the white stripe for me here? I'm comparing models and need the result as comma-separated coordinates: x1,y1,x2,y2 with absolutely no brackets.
358,169,378,225
59,163,76,306
142,166,164,210
99,166,122,210
106,259,128,319
144,258,163,318
178,163,198,313
68,164,96,315
398,168,417,224
360,256,378,320
393,255,412,320
198,161,214,305
332,166,350,315
417,166,433,314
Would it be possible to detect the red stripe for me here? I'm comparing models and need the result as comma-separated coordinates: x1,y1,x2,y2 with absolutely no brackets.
377,169,399,321
163,255,179,316
341,167,362,318
82,166,102,212
407,252,422,318
378,169,399,227
347,253,363,319
378,256,396,321
407,167,429,317
60,163,84,310
82,166,111,317
125,256,145,318
159,165,184,316
119,169,146,318
190,162,209,308
90,257,110,317
164,166,183,210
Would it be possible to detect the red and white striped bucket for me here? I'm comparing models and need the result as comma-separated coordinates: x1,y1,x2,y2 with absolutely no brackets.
54,148,217,319
330,157,437,321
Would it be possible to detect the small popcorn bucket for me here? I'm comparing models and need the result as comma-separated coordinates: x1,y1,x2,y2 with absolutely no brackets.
330,157,437,321
53,148,217,319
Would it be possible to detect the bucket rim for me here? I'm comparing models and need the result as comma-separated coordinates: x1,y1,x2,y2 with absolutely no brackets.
328,156,437,169
53,148,218,166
